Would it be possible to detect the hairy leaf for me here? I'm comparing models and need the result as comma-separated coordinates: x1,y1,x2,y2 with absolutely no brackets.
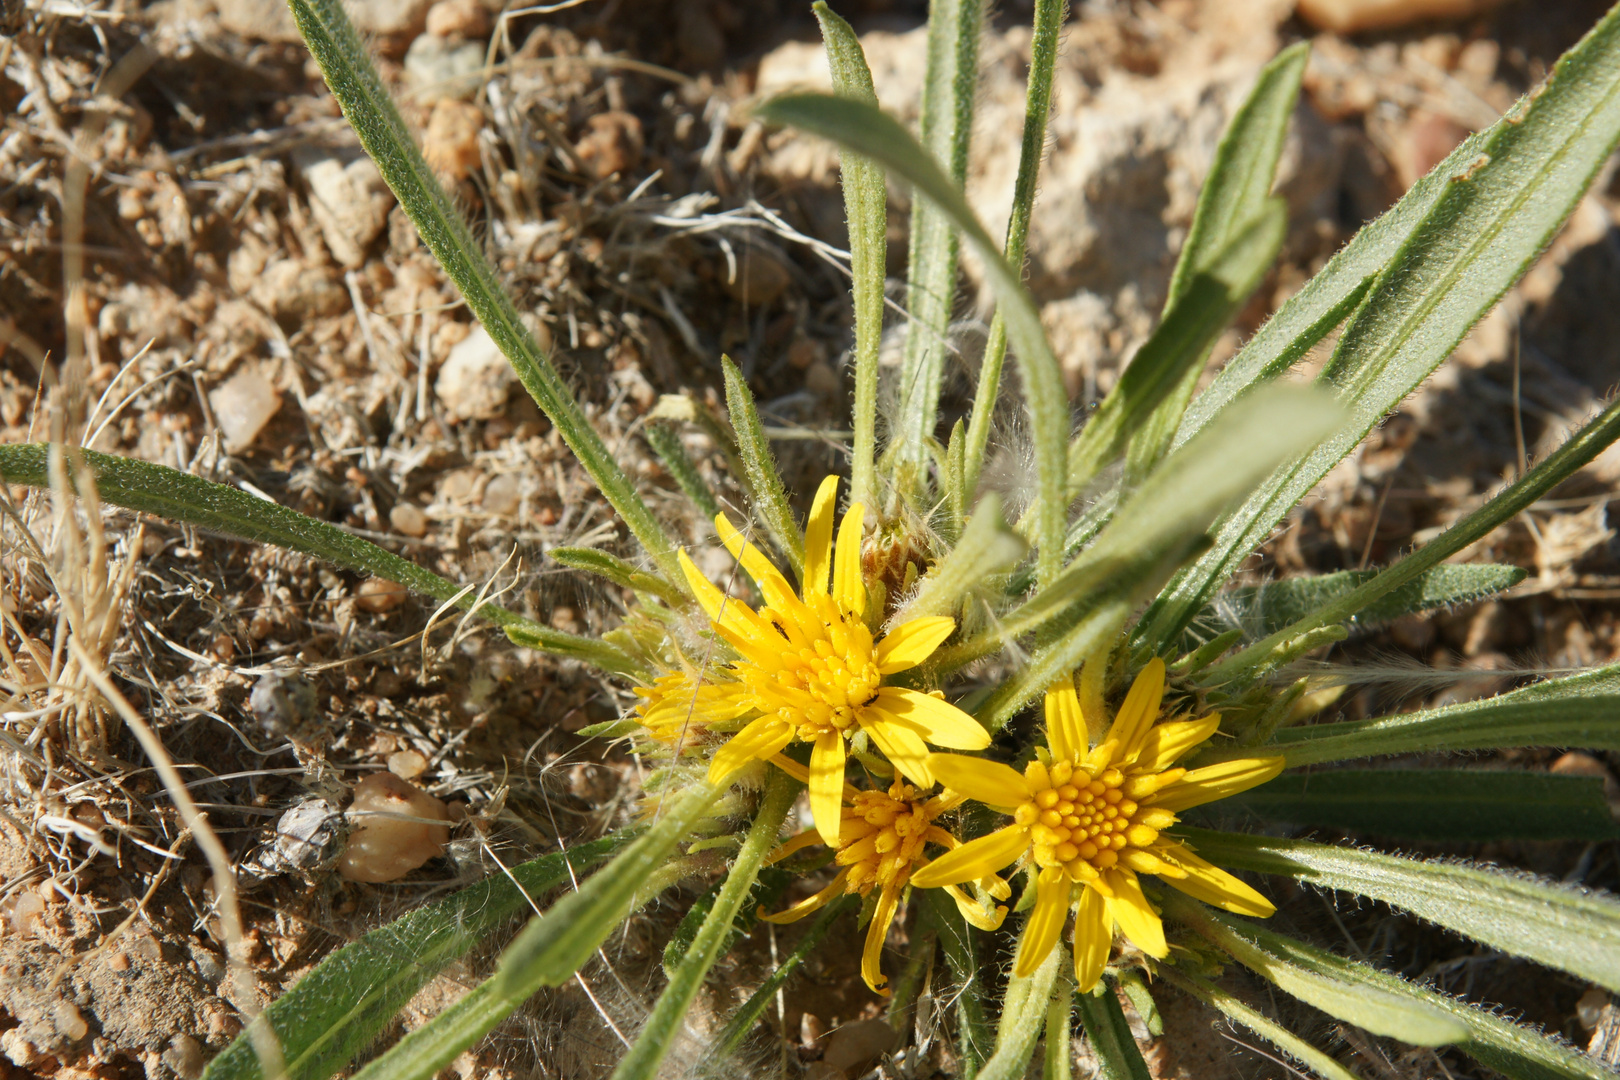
722,356,805,576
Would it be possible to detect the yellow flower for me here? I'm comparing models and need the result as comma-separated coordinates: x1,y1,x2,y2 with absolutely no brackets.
909,658,1283,992
678,476,990,846
759,755,1009,995
631,670,750,750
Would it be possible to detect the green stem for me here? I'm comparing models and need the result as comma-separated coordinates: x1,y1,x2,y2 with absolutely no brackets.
962,0,1065,501
978,938,1061,1080
609,771,801,1080
289,0,681,583
1043,971,1074,1080
1073,980,1152,1080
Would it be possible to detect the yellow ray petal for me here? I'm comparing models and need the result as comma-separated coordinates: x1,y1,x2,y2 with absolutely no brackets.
714,512,796,607
678,548,769,645
1073,883,1111,992
926,752,1029,810
875,615,956,674
760,867,849,924
858,709,934,786
1043,679,1086,764
868,687,990,750
1101,657,1166,755
803,475,839,598
1149,756,1285,813
1131,715,1220,772
1103,868,1166,958
863,881,902,995
832,502,867,618
765,830,825,866
767,753,810,784
941,883,1008,932
1158,841,1276,917
909,824,1028,888
1013,866,1073,977
708,715,795,784
810,730,847,846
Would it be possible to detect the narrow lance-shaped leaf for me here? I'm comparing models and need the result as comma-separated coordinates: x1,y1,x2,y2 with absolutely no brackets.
1162,891,1468,1046
814,1,886,509
1137,5,1620,653
755,93,1070,585
1237,662,1620,767
963,0,1066,499
893,0,983,486
1178,902,1620,1080
0,445,640,675
288,0,681,583
1073,980,1154,1080
347,782,723,1080
200,837,626,1080
976,937,1062,1080
1177,828,1620,994
722,355,805,577
1206,563,1525,643
549,547,687,608
1206,769,1620,842
643,421,722,522
1125,41,1309,483
1207,394,1620,682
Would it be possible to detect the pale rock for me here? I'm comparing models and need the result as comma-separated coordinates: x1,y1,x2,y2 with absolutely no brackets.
422,99,485,181
481,472,521,515
822,1019,898,1076
405,33,485,102
390,502,429,536
1296,0,1504,34
217,0,433,42
436,326,515,420
251,258,348,322
295,146,395,269
387,748,430,780
356,578,409,613
425,0,488,38
339,772,450,882
209,368,282,453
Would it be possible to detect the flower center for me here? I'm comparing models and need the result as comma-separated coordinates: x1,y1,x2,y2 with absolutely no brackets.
837,783,930,895
741,595,881,738
1014,758,1159,880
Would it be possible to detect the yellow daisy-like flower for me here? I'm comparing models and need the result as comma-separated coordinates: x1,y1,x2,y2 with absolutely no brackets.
909,658,1283,991
677,476,990,846
760,756,1009,994
631,670,751,749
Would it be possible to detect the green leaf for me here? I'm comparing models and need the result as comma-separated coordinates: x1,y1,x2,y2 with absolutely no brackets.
348,782,722,1080
1208,395,1620,683
1178,828,1620,994
0,444,640,676
612,772,799,1080
963,0,1066,501
942,385,1344,697
1044,971,1074,1080
1158,967,1360,1080
1162,891,1467,1047
755,93,1069,586
1069,207,1288,497
721,355,804,577
1124,41,1310,482
893,0,983,485
1137,4,1620,653
288,0,680,583
1206,769,1620,842
977,937,1061,1080
1249,662,1620,767
1074,979,1153,1080
1209,563,1526,642
813,2,886,509
200,836,626,1080
643,420,722,522
1178,903,1618,1080
549,547,686,608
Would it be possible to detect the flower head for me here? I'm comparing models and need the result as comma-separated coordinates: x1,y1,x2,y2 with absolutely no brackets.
909,658,1283,991
760,756,1008,994
678,476,990,845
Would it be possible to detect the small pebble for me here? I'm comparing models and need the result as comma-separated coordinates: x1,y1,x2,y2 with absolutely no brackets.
390,502,428,537
574,111,644,178
481,473,520,516
404,33,485,102
250,673,319,737
423,98,485,181
356,578,409,614
436,326,516,421
1295,0,1498,33
549,605,581,634
339,773,451,883
722,250,791,306
387,748,429,780
209,368,282,453
425,0,488,38
822,1019,897,1076
804,361,840,396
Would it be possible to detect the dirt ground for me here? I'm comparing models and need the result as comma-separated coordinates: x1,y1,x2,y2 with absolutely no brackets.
3,0,1620,1077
